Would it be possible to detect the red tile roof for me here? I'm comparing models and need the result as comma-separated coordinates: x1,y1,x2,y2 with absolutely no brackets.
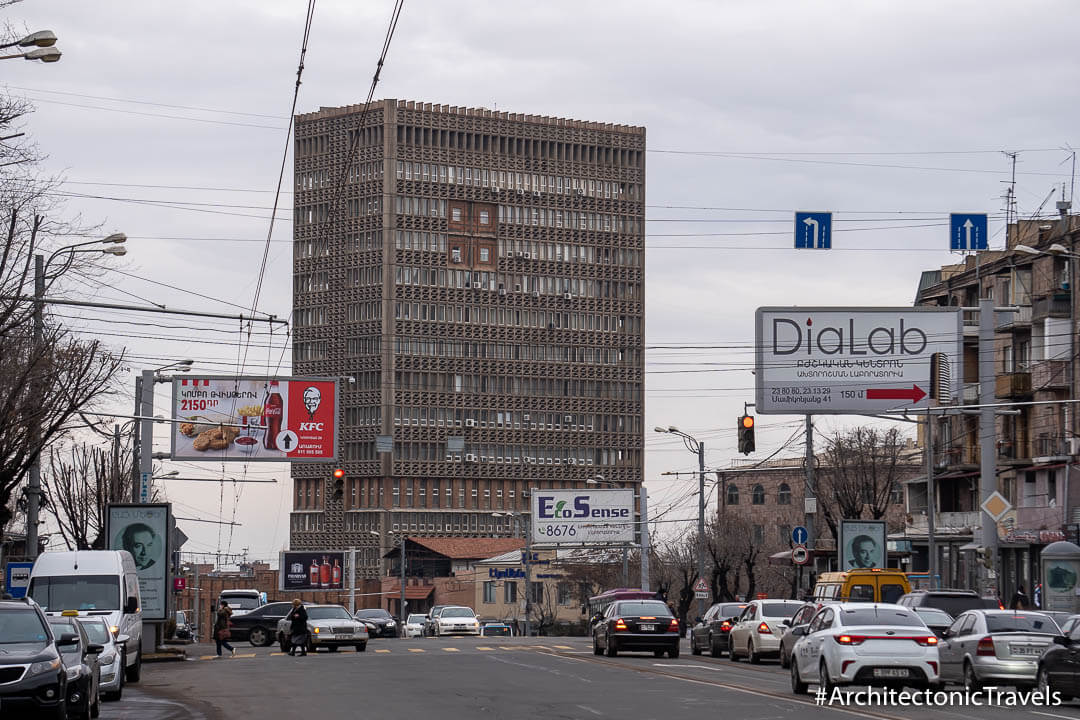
406,537,524,559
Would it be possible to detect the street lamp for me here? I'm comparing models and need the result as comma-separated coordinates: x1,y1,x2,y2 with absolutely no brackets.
0,46,61,62
655,425,707,619
0,30,57,49
493,510,534,637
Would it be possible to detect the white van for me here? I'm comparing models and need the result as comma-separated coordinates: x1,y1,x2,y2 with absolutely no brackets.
28,550,143,682
218,588,265,617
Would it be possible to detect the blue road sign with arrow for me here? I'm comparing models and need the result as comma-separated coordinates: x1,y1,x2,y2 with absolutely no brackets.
792,526,808,545
794,212,832,249
950,213,988,251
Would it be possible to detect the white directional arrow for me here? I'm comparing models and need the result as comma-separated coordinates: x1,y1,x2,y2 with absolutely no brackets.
802,217,819,247
963,218,974,249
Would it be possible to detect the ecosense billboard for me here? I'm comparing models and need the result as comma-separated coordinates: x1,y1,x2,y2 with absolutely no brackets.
531,489,635,545
755,307,962,415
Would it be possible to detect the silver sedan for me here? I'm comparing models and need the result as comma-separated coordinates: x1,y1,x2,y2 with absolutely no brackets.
76,617,127,701
938,609,1061,690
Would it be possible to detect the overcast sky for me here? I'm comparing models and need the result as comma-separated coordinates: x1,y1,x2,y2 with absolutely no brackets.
7,0,1079,565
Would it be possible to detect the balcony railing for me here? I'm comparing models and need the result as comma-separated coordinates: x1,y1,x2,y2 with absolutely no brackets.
995,371,1032,398
937,444,980,467
963,382,978,403
1030,360,1072,391
997,439,1031,461
996,304,1032,331
1034,434,1071,458
1032,295,1071,320
962,310,979,337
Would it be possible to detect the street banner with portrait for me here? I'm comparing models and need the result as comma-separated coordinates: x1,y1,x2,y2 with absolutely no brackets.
839,520,886,570
107,504,170,620
279,551,347,592
170,376,338,462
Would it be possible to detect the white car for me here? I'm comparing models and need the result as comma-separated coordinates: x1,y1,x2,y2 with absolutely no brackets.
433,606,481,636
77,616,127,701
728,599,804,663
404,613,427,638
276,604,369,653
791,603,941,694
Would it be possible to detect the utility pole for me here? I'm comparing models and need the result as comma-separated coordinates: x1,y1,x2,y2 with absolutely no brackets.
524,508,533,638
193,563,200,643
348,547,356,614
26,254,44,559
399,535,406,626
979,297,1000,595
130,374,142,502
621,547,629,587
639,490,650,591
804,416,815,582
696,442,705,619
136,369,154,503
926,414,937,587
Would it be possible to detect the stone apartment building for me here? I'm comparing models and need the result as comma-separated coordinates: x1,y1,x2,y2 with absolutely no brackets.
912,217,1080,596
289,100,646,578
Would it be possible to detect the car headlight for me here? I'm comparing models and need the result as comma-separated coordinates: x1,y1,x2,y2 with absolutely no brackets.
387,620,395,626
98,652,116,666
312,627,320,634
28,657,62,677
66,666,81,681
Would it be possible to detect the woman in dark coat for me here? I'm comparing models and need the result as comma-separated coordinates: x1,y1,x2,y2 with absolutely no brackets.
287,599,309,656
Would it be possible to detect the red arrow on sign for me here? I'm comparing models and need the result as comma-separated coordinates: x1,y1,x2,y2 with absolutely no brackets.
865,384,926,404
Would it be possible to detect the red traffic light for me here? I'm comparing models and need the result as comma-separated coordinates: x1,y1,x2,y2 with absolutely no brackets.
741,415,755,429
333,468,345,479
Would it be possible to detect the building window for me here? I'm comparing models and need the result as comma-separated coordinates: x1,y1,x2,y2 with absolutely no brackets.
504,581,518,604
451,207,463,222
777,483,791,505
752,525,764,544
727,485,739,505
479,210,490,225
752,484,765,505
483,581,496,604
480,247,490,262
557,582,572,606
529,582,544,604
779,525,791,545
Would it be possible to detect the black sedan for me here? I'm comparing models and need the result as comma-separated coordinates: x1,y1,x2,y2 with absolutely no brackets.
592,599,680,659
228,602,295,646
48,615,102,720
354,608,399,638
1039,629,1080,701
690,602,746,657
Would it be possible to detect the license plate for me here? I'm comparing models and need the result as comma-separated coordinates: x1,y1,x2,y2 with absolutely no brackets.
873,668,909,678
640,624,656,632
1010,644,1042,656
335,634,352,640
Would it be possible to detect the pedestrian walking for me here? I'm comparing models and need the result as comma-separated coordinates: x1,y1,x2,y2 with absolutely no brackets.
287,599,308,656
1010,585,1030,611
215,600,235,657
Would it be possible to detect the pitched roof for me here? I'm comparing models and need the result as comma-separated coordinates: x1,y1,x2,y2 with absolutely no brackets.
406,536,524,560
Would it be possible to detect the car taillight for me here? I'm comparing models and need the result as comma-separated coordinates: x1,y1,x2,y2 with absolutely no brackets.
915,636,938,646
757,622,771,634
720,621,730,631
668,618,679,632
977,636,995,656
614,618,628,631
833,634,866,645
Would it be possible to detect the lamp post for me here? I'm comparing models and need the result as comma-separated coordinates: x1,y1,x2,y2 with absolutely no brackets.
0,31,60,63
493,510,531,637
132,358,193,503
586,475,633,587
654,425,706,619
26,234,127,558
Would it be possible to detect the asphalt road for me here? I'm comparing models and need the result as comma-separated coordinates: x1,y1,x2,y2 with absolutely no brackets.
117,636,1080,720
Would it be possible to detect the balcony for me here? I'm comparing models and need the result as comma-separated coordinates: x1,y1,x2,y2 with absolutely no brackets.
937,444,980,467
996,304,1032,331
963,382,978,404
1032,295,1071,321
995,371,1032,398
1033,434,1072,460
997,439,1031,462
906,511,980,535
962,310,979,338
1030,360,1072,391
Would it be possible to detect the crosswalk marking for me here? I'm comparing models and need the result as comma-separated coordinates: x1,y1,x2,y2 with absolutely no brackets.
375,649,391,653
409,648,426,653
442,648,460,652
476,646,493,651
199,655,218,660
233,653,256,659
270,652,286,656
554,645,573,650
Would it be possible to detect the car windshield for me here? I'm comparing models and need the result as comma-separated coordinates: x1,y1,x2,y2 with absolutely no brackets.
355,610,391,619
222,596,261,610
29,575,119,611
914,608,952,625
77,620,111,644
442,608,476,618
720,604,747,617
307,607,352,621
838,608,925,627
761,601,804,618
616,601,672,617
986,613,1059,634
0,609,50,644
176,611,187,624
920,595,986,618
407,614,426,624
48,619,78,641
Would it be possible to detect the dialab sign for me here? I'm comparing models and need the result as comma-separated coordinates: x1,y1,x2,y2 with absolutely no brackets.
170,376,338,462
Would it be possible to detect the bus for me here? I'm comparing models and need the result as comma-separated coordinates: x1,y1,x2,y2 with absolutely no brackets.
586,588,658,620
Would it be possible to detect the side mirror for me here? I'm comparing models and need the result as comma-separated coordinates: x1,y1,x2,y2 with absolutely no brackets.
85,643,105,656
939,630,950,639
791,627,807,637
695,616,703,625
56,633,78,647
116,634,131,646
1053,635,1071,646
782,619,791,627
124,597,138,614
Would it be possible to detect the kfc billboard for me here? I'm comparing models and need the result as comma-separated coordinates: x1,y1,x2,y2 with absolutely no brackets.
170,376,338,462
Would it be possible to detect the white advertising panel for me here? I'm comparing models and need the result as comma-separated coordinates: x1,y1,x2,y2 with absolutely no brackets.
107,504,170,620
530,489,635,546
755,307,962,414
839,520,887,570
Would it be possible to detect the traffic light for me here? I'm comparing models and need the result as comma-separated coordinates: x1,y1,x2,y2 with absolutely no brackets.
737,415,756,455
331,468,345,501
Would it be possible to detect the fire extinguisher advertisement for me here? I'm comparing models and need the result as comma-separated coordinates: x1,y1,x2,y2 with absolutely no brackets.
170,376,338,462
279,551,346,591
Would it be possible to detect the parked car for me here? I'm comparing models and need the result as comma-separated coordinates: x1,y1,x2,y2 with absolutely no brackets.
77,616,127,701
174,610,192,640
424,605,450,637
791,603,940,694
48,613,102,720
912,607,954,638
218,589,264,617
0,597,69,719
779,602,827,668
432,607,481,636
354,608,398,638
480,623,513,637
592,599,680,658
229,601,294,646
276,604,369,653
938,609,1061,691
403,613,427,638
897,589,1000,618
690,602,746,657
729,599,804,663
1038,621,1080,701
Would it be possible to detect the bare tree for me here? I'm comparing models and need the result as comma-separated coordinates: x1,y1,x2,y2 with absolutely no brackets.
817,426,909,541
653,533,699,630
42,441,135,550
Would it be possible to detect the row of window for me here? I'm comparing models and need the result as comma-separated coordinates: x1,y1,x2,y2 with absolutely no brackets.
343,405,380,426
483,580,565,605
294,341,327,362
394,302,639,334
346,301,382,323
345,337,380,356
391,402,640,431
394,159,642,200
390,442,633,468
295,125,383,158
295,196,382,226
296,160,384,190
497,204,641,235
394,231,642,270
726,482,903,506
391,335,638,366
395,264,640,300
